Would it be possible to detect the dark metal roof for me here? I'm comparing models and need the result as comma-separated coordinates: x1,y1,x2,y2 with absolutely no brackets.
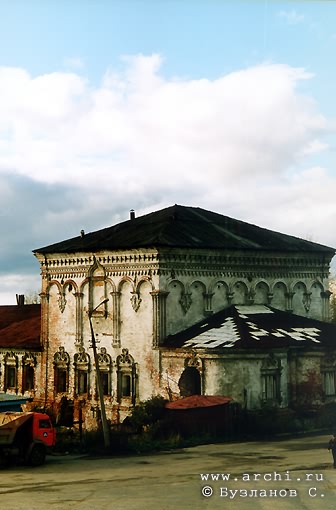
0,394,32,412
0,304,41,350
33,204,335,255
165,305,336,350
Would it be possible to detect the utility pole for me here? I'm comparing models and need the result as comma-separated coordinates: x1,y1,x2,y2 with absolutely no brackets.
88,298,110,449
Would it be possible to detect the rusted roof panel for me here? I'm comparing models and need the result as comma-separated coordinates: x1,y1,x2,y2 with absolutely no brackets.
0,305,41,350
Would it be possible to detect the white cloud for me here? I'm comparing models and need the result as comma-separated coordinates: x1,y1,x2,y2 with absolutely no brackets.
0,56,328,190
0,274,41,305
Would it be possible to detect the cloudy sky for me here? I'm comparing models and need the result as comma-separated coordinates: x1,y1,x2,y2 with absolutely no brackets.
0,0,335,303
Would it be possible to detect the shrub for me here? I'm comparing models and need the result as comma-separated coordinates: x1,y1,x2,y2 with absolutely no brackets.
127,395,168,432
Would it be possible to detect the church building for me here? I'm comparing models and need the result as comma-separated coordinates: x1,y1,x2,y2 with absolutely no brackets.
28,204,336,429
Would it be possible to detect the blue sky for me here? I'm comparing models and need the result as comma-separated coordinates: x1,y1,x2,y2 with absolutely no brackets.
0,0,335,303
1,1,335,91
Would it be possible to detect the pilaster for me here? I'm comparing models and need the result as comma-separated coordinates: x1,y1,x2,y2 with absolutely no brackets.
151,291,169,348
39,292,49,347
285,291,295,313
74,292,84,346
203,292,214,315
110,291,121,347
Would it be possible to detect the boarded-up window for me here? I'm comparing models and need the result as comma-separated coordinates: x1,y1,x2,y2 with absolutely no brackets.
261,355,281,403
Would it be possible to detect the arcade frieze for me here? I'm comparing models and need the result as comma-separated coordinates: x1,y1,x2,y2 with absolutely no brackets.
38,251,329,272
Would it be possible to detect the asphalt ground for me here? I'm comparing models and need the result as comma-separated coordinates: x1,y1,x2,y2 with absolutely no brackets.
0,433,335,510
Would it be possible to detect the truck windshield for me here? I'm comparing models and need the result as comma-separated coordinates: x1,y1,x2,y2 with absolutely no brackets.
39,419,52,429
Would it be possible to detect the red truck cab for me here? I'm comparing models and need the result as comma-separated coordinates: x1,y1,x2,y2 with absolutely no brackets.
32,413,56,448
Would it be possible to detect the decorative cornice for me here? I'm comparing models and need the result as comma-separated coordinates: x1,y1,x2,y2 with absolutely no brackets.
0,350,41,357
41,267,158,280
38,248,331,282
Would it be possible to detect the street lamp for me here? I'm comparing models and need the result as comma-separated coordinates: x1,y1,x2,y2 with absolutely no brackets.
88,298,110,449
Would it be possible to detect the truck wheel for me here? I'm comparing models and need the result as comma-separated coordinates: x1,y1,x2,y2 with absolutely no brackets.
29,444,46,467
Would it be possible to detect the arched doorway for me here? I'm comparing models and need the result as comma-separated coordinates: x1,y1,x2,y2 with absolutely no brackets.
178,367,201,397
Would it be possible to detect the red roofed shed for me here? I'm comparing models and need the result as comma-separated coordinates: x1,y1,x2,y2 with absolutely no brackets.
165,395,240,437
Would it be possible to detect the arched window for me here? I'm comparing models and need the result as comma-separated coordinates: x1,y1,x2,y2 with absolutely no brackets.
74,347,90,396
54,347,70,394
116,348,136,403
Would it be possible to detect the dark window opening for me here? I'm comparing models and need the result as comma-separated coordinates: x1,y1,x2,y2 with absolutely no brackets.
78,371,88,395
121,374,131,397
23,365,35,392
101,372,110,396
56,369,68,393
5,366,16,390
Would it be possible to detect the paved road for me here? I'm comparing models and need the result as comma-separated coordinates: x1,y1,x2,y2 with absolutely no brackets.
0,434,335,510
